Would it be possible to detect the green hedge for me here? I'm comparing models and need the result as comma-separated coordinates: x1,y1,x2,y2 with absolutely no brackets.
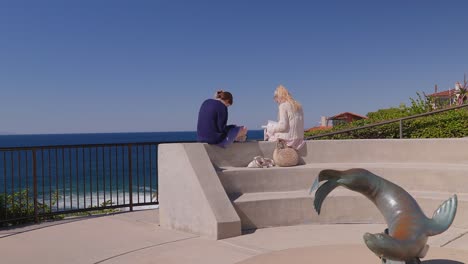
305,96,468,140
406,109,468,138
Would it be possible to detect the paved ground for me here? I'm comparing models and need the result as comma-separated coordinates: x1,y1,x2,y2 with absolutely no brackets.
0,209,467,264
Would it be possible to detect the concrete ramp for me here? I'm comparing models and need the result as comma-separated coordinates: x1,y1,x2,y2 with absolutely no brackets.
158,143,241,239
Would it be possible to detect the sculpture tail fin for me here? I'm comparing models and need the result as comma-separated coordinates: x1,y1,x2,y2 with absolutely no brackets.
313,179,340,214
309,176,320,194
427,194,458,236
309,169,341,194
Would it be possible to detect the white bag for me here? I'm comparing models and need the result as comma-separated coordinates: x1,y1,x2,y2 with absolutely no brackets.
247,156,275,168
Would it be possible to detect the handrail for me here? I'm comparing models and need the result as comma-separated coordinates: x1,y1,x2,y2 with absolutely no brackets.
0,140,196,151
306,103,468,140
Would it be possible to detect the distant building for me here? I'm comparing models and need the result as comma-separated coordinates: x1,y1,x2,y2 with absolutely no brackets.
427,81,468,107
327,112,368,126
427,88,456,107
305,112,367,132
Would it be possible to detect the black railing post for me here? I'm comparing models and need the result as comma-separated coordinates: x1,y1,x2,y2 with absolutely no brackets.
32,149,39,223
399,119,403,139
128,144,133,211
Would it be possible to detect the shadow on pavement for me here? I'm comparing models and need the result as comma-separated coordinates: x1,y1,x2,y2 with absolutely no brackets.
423,260,464,264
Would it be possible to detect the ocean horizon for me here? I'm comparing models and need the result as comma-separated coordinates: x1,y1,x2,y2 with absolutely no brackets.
0,130,265,148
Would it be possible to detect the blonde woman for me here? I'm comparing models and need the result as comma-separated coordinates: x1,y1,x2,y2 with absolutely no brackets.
264,85,305,150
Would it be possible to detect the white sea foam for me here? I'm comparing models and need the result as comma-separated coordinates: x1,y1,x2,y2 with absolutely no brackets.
37,191,157,212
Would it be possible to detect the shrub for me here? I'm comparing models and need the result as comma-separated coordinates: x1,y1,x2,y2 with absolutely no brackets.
0,189,62,227
0,190,35,226
305,93,468,139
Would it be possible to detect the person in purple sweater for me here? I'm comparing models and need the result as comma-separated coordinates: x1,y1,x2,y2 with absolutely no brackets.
197,90,247,147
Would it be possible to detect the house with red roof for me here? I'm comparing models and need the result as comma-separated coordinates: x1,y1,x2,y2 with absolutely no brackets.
327,112,368,126
305,112,367,132
427,80,468,107
427,88,456,107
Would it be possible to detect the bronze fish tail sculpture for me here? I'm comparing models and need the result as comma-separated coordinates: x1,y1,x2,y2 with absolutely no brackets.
310,168,458,263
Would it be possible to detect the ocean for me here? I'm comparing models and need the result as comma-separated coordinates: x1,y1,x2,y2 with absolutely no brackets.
0,130,264,216
0,130,265,148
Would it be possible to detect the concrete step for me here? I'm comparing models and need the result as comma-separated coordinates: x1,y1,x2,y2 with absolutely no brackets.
219,163,468,194
231,188,468,230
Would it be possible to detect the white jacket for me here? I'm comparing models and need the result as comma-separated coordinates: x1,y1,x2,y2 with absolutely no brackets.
266,101,305,150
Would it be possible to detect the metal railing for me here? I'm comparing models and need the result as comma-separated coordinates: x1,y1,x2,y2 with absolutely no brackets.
306,104,468,140
0,141,193,226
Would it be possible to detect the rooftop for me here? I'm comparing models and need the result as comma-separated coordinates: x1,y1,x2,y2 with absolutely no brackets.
328,111,368,120
428,89,457,97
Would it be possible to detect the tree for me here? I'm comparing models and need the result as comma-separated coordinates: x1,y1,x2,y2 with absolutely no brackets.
455,74,468,105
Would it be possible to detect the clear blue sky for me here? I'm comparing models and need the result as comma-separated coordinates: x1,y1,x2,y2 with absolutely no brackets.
1,0,467,134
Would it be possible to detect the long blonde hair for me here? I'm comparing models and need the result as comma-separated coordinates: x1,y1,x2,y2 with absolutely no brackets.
274,85,302,111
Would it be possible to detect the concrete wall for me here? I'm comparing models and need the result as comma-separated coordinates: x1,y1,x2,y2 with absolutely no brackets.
204,138,468,168
158,143,241,239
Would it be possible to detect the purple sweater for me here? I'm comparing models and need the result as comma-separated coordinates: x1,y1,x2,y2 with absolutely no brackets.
197,99,230,144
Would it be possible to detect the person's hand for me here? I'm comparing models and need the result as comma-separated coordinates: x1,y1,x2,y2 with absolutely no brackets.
264,128,269,140
241,126,248,135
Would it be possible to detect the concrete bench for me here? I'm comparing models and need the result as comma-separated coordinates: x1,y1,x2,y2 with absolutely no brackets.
159,139,468,239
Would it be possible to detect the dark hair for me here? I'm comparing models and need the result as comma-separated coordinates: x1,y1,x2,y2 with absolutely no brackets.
215,90,233,105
